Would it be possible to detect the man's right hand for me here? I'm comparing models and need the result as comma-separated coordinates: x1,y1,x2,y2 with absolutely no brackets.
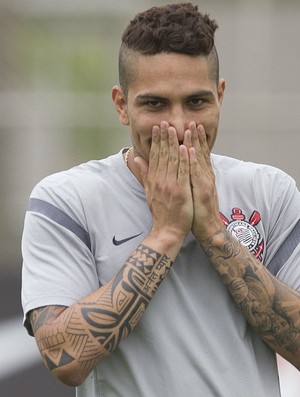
135,121,193,251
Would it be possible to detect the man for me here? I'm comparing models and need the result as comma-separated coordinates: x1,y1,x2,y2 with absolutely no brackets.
22,3,300,396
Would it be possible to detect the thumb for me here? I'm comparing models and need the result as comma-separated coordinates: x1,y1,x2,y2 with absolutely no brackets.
134,156,149,186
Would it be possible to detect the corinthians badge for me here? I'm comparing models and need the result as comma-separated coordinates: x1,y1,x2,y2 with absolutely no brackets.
220,208,264,261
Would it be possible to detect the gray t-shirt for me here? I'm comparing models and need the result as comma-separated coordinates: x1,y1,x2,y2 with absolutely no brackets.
22,150,300,397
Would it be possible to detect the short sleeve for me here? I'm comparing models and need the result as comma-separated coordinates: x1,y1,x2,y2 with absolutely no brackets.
21,175,99,336
264,171,300,291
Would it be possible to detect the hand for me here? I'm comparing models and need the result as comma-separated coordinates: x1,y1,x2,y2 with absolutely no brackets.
184,122,224,241
135,121,193,243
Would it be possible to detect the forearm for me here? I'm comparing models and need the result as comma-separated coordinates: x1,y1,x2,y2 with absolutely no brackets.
31,234,182,386
199,227,300,369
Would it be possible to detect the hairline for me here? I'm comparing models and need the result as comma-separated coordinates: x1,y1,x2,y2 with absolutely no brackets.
118,45,220,97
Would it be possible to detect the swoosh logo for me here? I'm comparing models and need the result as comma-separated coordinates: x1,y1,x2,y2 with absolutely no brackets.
112,232,143,246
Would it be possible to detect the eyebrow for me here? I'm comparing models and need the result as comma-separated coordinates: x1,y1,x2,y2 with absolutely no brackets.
135,90,214,103
185,90,215,100
135,94,166,104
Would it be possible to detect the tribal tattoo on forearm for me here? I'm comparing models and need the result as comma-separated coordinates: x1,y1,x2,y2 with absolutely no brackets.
30,244,173,373
201,228,300,355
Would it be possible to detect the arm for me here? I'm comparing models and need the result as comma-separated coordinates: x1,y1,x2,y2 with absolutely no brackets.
30,123,193,386
187,122,300,369
30,237,179,386
200,228,300,369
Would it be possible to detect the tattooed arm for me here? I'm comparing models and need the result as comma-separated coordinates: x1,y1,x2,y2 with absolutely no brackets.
187,123,300,369
30,237,180,386
200,229,300,369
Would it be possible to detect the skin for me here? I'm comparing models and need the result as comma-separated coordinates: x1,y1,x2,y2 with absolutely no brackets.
30,52,300,387
112,53,224,176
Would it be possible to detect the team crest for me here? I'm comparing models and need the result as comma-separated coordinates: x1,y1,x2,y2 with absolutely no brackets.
220,208,264,261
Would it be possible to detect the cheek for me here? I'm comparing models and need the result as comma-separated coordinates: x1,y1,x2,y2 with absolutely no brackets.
130,113,160,137
199,111,220,149
129,117,153,156
130,120,150,140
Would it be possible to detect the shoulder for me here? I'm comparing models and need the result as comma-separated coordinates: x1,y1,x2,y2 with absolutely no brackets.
212,153,284,175
212,154,300,230
26,151,125,227
211,153,296,190
31,151,122,201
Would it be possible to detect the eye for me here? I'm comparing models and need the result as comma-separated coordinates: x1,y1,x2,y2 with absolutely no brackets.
147,100,164,109
188,97,204,107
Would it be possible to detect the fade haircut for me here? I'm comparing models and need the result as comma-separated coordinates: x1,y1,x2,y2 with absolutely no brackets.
119,2,219,95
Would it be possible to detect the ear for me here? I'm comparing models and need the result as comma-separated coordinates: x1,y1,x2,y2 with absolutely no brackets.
217,78,226,105
112,85,129,125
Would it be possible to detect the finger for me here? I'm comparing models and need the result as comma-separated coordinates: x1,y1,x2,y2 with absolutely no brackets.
156,121,169,176
148,125,160,179
191,122,202,155
197,124,210,155
189,146,198,171
188,146,202,189
167,126,180,178
197,124,214,172
189,138,214,188
183,127,192,150
177,145,190,186
191,124,210,170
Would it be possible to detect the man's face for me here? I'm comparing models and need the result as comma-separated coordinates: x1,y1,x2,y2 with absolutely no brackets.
113,52,225,162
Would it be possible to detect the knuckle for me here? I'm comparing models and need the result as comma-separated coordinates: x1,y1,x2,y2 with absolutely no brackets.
159,147,168,158
169,153,178,164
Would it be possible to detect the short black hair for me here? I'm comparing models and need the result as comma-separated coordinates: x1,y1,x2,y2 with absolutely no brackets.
119,3,219,94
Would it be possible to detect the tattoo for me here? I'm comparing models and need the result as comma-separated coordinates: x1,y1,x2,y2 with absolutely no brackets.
31,306,65,334
204,229,240,262
31,244,173,373
30,306,79,371
201,228,300,356
82,245,172,352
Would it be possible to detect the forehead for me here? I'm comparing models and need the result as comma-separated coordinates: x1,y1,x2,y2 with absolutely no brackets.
127,52,215,96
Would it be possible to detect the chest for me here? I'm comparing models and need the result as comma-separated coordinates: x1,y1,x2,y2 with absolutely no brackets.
88,184,268,286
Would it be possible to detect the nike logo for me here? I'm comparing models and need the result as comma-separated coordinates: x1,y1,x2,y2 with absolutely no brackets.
112,232,143,246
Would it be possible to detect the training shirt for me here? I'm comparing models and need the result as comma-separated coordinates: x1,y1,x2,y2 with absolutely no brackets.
22,150,300,397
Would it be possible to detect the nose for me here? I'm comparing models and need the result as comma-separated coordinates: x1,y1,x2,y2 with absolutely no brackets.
168,106,189,142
